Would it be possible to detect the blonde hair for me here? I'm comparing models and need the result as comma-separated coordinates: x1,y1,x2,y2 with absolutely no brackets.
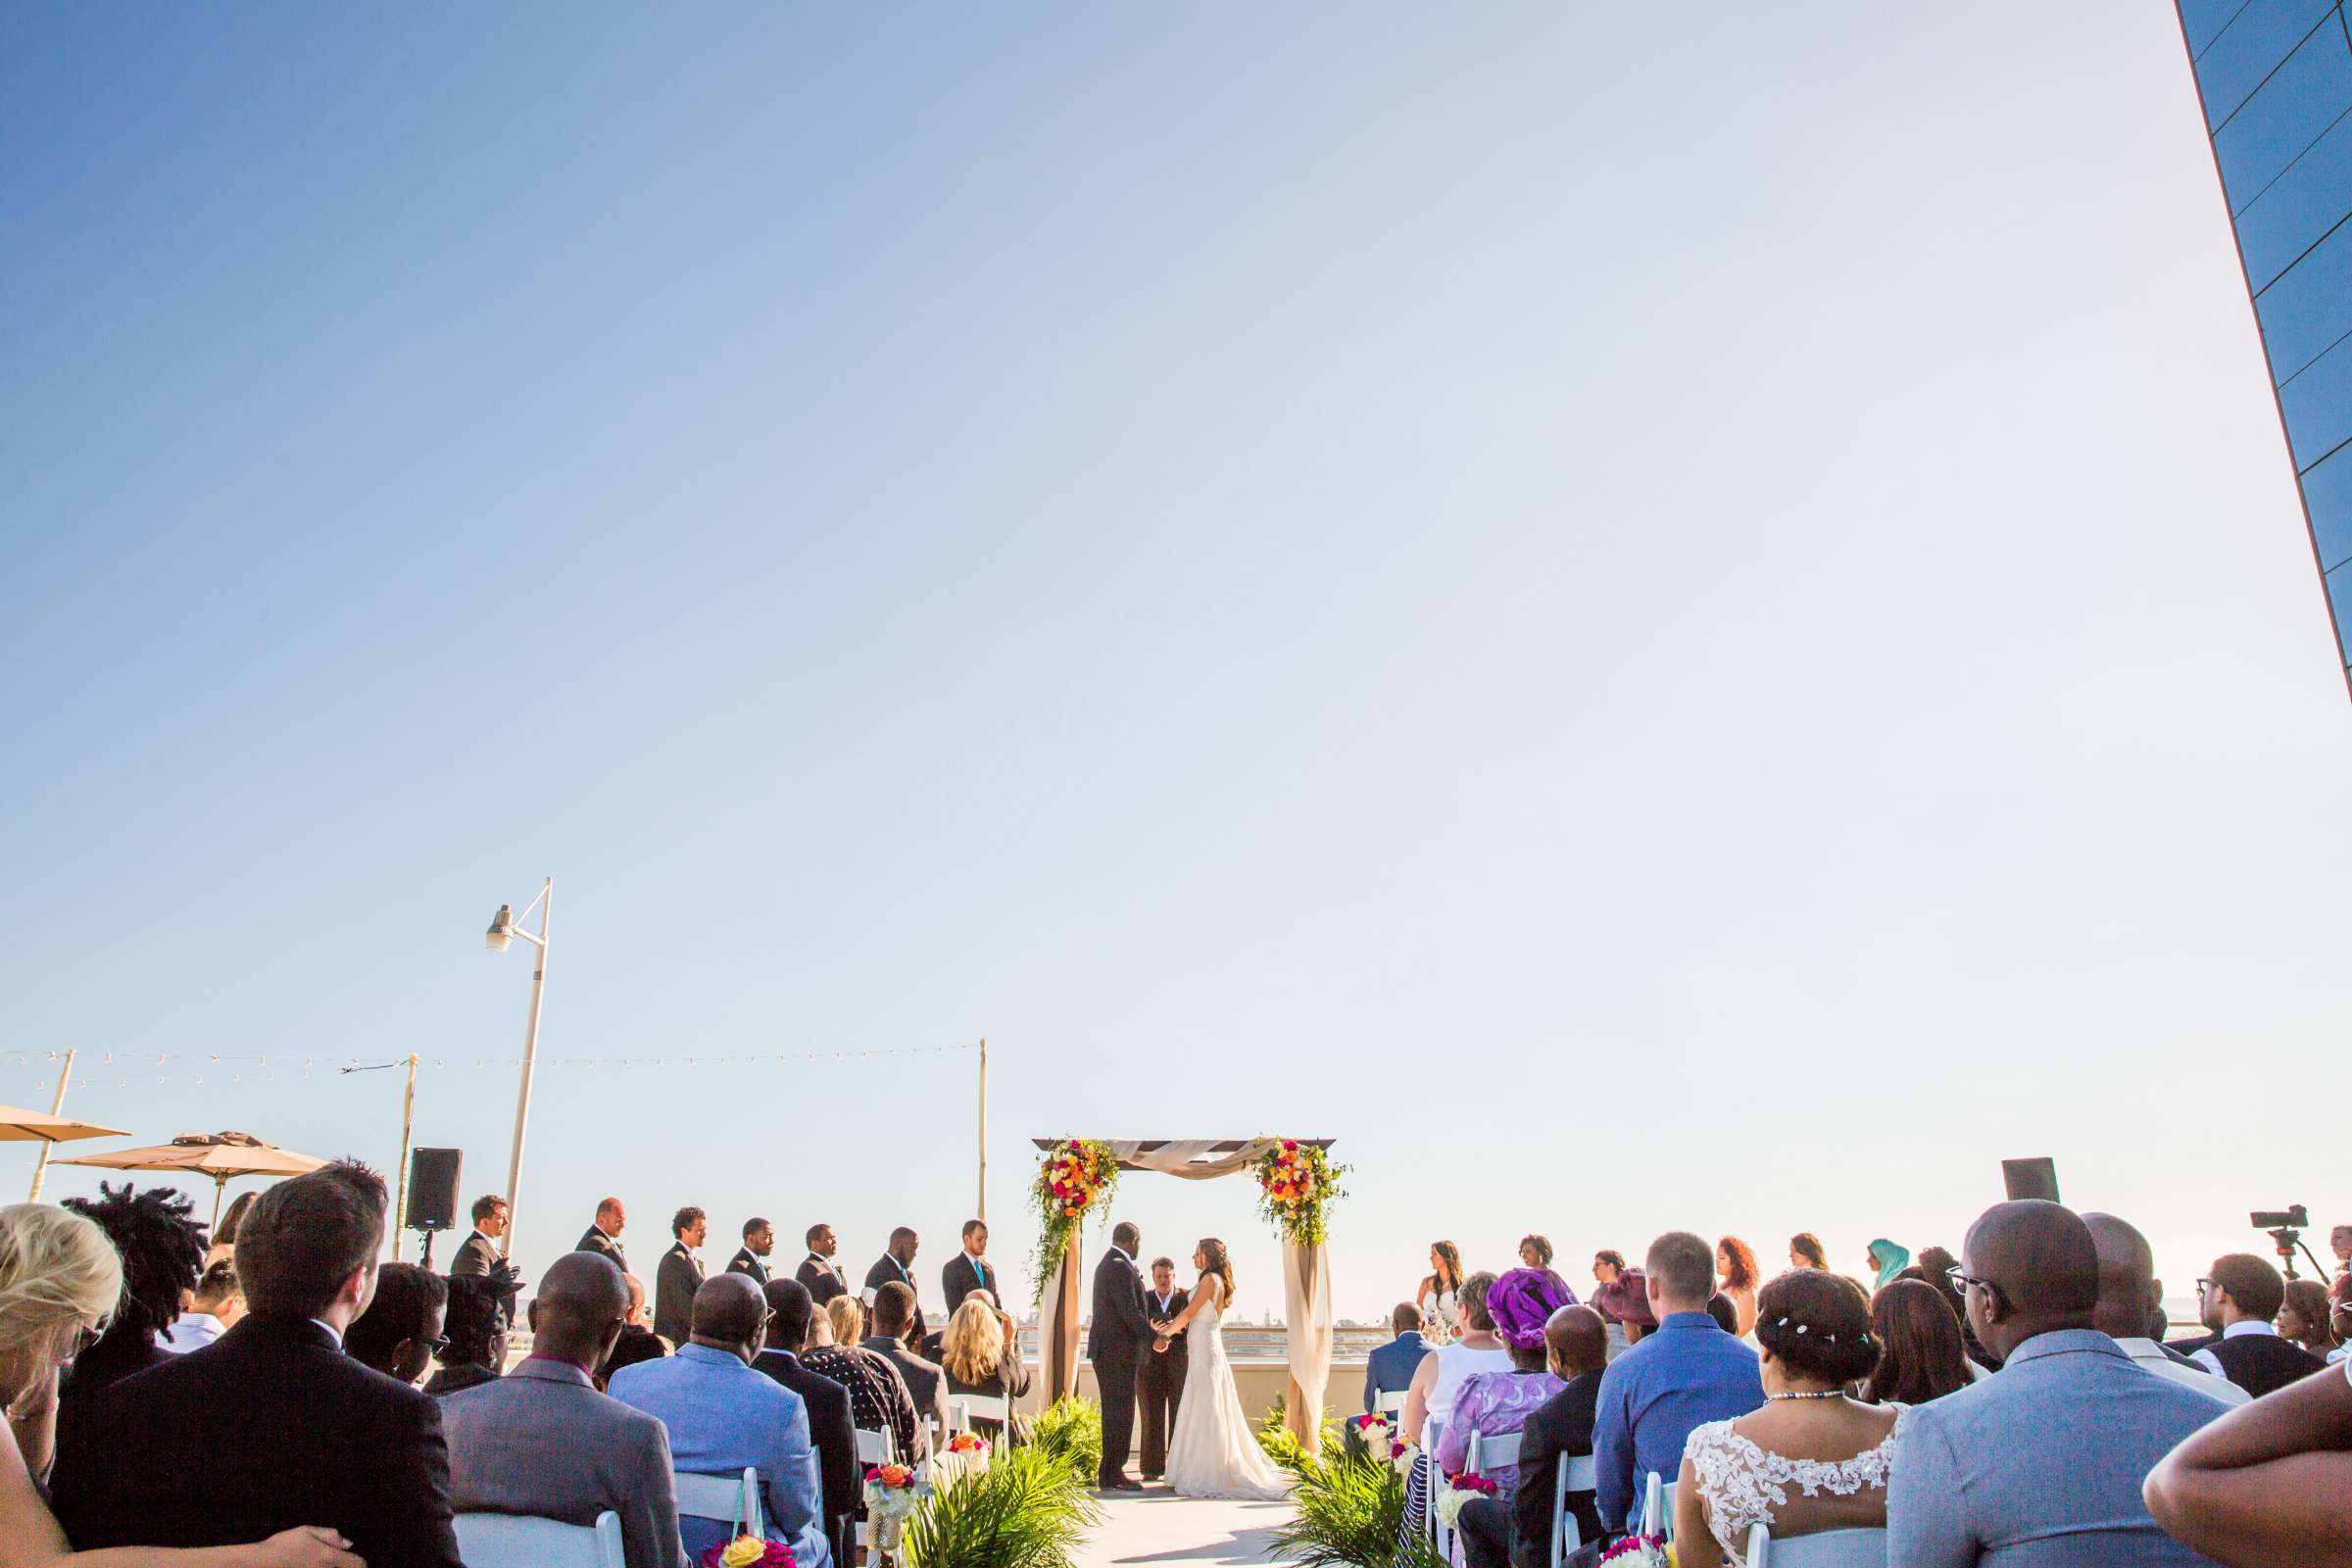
0,1203,122,1357
940,1297,1004,1385
826,1294,864,1345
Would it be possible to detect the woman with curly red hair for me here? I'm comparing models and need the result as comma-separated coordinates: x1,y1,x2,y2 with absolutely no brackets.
1716,1236,1761,1338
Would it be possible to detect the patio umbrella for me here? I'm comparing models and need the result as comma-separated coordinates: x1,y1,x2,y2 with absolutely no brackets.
57,1131,327,1228
0,1103,132,1144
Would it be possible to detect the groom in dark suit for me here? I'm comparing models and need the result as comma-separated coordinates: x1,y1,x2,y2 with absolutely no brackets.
1088,1221,1156,1492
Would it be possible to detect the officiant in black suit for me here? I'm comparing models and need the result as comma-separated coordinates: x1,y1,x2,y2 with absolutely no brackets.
942,1219,996,1310
1138,1254,1190,1480
1088,1221,1155,1491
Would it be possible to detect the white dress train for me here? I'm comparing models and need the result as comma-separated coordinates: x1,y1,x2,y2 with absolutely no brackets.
1162,1274,1292,1500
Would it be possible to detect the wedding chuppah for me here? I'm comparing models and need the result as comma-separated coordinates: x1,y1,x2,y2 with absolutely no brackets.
1027,1137,1346,1471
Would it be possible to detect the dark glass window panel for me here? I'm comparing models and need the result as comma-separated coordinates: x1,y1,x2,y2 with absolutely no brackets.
2255,211,2352,378
2183,0,2252,57
2307,442,2352,571
2235,107,2352,289
2282,336,2352,469
2322,552,2352,664
2197,0,2338,130
2216,19,2352,200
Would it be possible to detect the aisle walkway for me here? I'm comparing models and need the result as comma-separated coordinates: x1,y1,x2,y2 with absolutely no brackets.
1086,1490,1293,1565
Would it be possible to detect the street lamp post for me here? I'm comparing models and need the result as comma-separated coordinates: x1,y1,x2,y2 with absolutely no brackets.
484,878,552,1260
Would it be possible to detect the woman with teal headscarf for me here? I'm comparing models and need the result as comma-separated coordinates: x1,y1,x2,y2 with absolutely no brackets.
1866,1239,1910,1291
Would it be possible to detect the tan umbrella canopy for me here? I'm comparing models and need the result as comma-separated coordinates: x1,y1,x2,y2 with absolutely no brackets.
0,1104,131,1144
57,1131,327,1227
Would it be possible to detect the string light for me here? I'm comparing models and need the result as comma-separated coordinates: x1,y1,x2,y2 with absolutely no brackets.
6,1041,978,1092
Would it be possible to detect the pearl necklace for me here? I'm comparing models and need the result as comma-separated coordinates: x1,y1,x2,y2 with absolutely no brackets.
1766,1389,1846,1401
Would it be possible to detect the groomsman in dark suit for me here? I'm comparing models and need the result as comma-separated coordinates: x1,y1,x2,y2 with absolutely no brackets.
449,1195,521,1324
941,1219,996,1311
797,1222,847,1305
863,1226,926,1350
576,1197,628,1271
653,1206,707,1345
727,1217,775,1285
1138,1255,1190,1480
1087,1221,1154,1491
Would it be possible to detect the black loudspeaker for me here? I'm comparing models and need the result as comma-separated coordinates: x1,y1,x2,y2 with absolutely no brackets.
408,1148,462,1233
2001,1157,2060,1203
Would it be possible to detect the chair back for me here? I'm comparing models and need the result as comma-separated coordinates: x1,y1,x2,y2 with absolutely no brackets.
1549,1453,1599,1568
673,1466,763,1540
1465,1428,1522,1470
455,1511,625,1568
953,1393,1010,1431
1376,1390,1407,1419
857,1427,891,1464
1744,1525,1890,1567
1639,1471,1676,1540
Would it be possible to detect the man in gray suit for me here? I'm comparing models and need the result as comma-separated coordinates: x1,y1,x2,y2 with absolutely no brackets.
442,1251,686,1568
1888,1200,2227,1566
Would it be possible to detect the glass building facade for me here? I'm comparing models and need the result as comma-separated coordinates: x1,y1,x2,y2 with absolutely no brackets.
2177,2,2352,695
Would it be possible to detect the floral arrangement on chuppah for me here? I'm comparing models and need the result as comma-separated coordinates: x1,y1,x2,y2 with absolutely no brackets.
1252,1139,1348,1246
1030,1139,1120,1304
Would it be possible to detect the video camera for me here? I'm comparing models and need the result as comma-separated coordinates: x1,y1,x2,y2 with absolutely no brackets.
2252,1204,2324,1280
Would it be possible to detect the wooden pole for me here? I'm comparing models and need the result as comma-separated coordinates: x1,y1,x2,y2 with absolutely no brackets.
24,1049,75,1202
976,1039,987,1223
392,1052,418,1261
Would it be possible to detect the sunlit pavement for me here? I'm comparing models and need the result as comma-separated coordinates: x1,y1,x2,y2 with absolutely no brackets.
1083,1489,1295,1565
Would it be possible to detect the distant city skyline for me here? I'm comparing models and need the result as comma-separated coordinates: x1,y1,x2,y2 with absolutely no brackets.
7,4,2351,1322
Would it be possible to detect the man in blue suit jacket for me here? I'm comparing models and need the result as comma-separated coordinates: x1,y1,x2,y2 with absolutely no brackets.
611,1274,830,1568
1365,1302,1429,1414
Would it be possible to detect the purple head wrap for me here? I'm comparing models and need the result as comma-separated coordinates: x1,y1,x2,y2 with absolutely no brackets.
1486,1267,1571,1349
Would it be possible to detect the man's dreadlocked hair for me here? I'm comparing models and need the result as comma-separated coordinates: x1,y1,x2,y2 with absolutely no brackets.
61,1182,205,1344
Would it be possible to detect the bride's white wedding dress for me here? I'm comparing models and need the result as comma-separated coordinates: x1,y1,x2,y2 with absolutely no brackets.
1163,1274,1291,1500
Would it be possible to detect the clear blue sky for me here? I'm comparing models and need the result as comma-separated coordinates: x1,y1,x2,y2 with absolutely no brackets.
6,4,2349,1323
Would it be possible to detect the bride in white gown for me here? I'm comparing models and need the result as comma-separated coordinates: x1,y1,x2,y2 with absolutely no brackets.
1153,1239,1292,1500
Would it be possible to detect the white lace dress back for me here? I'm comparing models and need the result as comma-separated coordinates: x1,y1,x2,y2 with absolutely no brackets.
1163,1273,1291,1500
1684,1417,1899,1568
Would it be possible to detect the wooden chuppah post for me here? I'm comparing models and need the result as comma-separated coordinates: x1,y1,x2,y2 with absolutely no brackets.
1046,1224,1085,1402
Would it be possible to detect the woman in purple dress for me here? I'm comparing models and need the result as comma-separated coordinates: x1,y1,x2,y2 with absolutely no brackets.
1434,1267,1573,1499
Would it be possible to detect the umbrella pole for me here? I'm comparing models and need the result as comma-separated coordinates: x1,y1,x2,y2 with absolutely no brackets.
212,1176,226,1233
24,1049,75,1202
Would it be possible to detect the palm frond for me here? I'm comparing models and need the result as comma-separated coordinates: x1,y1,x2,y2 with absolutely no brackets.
1267,1446,1437,1568
905,1446,1102,1568
1027,1396,1102,1485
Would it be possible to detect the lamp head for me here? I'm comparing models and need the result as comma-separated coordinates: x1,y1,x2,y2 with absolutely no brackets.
485,905,514,954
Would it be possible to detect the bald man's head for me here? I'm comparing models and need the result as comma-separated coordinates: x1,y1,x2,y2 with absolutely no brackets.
2081,1212,2162,1341
691,1272,767,1350
1545,1303,1607,1378
529,1250,631,1366
1962,1200,2099,1359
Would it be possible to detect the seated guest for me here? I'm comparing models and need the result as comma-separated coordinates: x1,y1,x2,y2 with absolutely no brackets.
346,1261,449,1385
51,1159,466,1567
1866,1279,1973,1406
1865,1239,1909,1293
202,1190,257,1272
2187,1253,2324,1399
609,1274,831,1568
2278,1278,2337,1361
1788,1234,1828,1270
2082,1212,2245,1407
1676,1270,1890,1567
863,1280,949,1442
2145,1348,2352,1563
161,1258,244,1354
1363,1301,1427,1414
1437,1268,1571,1494
57,1183,205,1425
806,1294,927,1465
600,1323,668,1390
2330,1274,2352,1364
0,1202,363,1568
625,1271,651,1329
1456,1304,1609,1568
442,1251,683,1568
1714,1238,1760,1338
1915,1243,1996,1370
1403,1271,1511,1447
1592,1232,1764,1536
938,1292,1032,1441
756,1280,858,1568
1887,1199,2229,1565
424,1275,510,1396
1704,1294,1740,1336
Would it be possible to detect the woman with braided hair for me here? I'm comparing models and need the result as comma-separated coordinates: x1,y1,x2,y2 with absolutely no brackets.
55,1185,204,1429
0,1202,360,1567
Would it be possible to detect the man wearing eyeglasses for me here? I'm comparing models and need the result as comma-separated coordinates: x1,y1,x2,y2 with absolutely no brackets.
2182,1253,2325,1400
1889,1200,2231,1566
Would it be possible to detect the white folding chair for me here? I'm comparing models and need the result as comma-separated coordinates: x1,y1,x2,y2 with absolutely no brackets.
455,1510,625,1568
856,1427,892,1464
1743,1524,1889,1566
1466,1429,1522,1471
1639,1471,1676,1541
1550,1453,1598,1568
1376,1390,1407,1420
1424,1419,1451,1560
673,1466,763,1544
952,1393,1009,1433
